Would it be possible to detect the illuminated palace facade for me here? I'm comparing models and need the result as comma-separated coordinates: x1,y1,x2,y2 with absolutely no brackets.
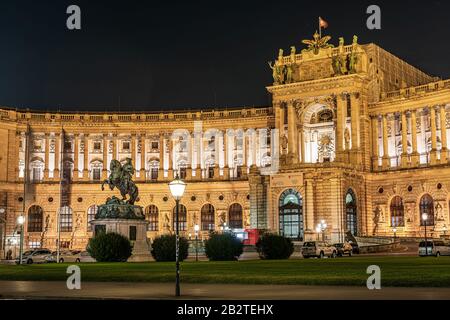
1,33,450,255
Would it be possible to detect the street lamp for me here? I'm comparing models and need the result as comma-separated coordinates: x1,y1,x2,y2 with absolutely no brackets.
393,227,397,242
17,215,25,265
168,173,186,297
315,225,321,241
194,224,200,262
422,213,428,256
317,220,327,241
443,225,448,237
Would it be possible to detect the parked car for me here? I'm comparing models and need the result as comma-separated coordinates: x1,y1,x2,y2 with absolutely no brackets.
302,241,337,258
45,250,82,263
349,241,360,254
334,242,353,257
15,249,52,264
79,251,96,263
419,240,450,257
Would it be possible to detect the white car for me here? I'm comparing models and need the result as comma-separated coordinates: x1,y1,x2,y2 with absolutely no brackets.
419,240,450,257
45,250,82,263
16,249,52,264
79,251,96,263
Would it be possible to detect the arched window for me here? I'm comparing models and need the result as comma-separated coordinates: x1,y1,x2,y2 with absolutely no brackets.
201,204,215,231
228,204,243,229
345,190,357,236
59,206,73,232
173,204,187,231
279,189,304,240
390,196,404,227
27,205,43,232
420,194,435,226
146,205,159,231
87,205,98,232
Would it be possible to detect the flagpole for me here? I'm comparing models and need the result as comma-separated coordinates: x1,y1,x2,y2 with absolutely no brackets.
319,17,321,38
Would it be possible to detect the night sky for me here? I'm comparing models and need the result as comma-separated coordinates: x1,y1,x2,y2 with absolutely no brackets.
0,0,448,112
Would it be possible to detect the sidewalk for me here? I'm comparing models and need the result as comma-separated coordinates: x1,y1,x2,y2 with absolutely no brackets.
1,281,450,300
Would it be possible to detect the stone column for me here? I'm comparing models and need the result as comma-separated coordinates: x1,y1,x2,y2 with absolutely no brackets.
167,135,173,179
252,130,258,167
430,107,438,165
158,133,164,180
336,94,346,161
298,127,303,163
440,105,447,163
140,134,146,181
102,134,108,179
401,112,409,167
350,93,360,163
196,131,202,179
410,110,419,166
382,114,390,169
73,134,79,181
223,130,229,180
112,134,117,160
305,179,315,235
241,133,247,177
287,101,298,163
131,134,137,179
54,133,61,180
83,134,89,180
44,133,50,180
371,116,379,170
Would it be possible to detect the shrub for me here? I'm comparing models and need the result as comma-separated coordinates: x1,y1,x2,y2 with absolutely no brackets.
151,235,189,262
87,232,132,262
256,234,294,260
204,232,244,261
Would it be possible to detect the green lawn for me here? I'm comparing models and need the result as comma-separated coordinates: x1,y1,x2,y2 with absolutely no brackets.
1,257,449,287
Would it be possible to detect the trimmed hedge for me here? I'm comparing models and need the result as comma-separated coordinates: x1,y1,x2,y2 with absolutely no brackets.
151,235,189,262
87,232,132,262
256,234,294,260
205,232,243,261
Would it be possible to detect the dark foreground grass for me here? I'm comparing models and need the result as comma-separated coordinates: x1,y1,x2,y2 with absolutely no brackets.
1,256,449,287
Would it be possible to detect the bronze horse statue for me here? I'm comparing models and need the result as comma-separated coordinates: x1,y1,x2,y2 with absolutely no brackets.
101,159,139,205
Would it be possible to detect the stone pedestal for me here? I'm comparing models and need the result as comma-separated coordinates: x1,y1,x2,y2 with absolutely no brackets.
90,219,153,262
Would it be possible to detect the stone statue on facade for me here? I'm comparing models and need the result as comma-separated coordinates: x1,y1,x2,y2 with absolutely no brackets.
302,31,334,55
286,63,294,84
268,61,283,85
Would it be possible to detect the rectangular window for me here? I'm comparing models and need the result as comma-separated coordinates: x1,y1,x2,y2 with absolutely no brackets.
32,168,42,182
129,226,137,241
151,168,158,180
236,166,242,178
93,168,101,181
208,167,214,179
151,141,159,150
93,142,101,151
179,167,186,179
123,141,130,151
28,241,41,249
60,241,71,249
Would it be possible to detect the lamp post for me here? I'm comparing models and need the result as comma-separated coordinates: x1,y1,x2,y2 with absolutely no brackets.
443,225,448,237
169,173,186,297
194,224,199,262
17,215,25,265
315,225,321,241
393,227,397,242
317,220,327,241
422,213,428,256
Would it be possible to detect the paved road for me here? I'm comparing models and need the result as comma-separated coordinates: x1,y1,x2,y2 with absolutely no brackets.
0,281,449,300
